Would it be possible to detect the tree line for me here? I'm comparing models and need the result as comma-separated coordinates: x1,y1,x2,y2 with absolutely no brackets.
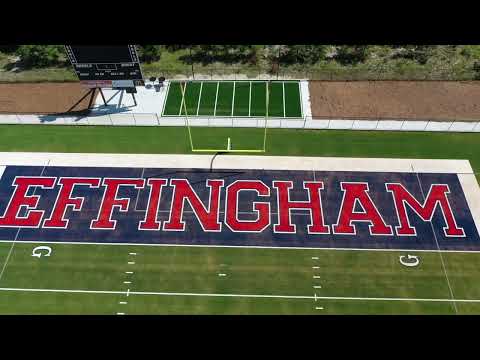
0,45,451,68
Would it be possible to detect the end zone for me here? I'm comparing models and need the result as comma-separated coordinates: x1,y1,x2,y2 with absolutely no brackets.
0,152,478,251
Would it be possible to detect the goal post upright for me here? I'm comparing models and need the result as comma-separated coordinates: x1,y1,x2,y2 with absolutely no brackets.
182,78,269,153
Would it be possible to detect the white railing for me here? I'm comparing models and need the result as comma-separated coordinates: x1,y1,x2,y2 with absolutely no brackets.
1,113,480,133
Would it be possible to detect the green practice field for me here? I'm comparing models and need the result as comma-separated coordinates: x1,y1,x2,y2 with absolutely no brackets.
162,80,303,118
1,125,480,314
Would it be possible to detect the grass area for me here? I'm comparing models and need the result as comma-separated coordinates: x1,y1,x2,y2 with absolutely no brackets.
0,125,480,314
0,125,479,173
2,243,479,314
163,80,302,118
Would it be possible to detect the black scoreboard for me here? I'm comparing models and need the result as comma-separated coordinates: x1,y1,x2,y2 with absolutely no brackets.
65,45,144,87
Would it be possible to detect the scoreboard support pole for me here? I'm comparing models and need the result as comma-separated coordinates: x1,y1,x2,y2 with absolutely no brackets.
98,88,107,106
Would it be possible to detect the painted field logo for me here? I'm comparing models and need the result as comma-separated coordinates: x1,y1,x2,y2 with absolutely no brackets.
0,166,478,250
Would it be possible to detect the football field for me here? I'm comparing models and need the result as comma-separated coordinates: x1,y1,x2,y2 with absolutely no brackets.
0,125,480,315
162,80,303,118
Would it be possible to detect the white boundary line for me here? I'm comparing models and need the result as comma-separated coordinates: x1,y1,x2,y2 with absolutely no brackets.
0,161,50,283
0,286,479,303
413,164,458,313
282,82,286,118
1,239,480,254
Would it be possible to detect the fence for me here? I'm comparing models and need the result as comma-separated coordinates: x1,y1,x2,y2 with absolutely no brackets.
142,65,478,81
1,113,480,133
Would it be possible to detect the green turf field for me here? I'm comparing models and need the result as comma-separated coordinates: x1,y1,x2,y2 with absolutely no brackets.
0,124,480,314
162,80,303,118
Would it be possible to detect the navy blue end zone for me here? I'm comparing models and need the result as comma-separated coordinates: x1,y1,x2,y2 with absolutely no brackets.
0,165,478,251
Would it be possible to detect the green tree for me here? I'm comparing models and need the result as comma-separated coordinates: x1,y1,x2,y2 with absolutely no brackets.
391,45,436,65
0,45,19,53
137,45,162,63
287,45,327,64
15,45,63,68
335,45,371,65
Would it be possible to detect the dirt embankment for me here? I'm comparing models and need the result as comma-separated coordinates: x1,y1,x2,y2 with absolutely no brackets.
0,82,98,115
309,81,480,121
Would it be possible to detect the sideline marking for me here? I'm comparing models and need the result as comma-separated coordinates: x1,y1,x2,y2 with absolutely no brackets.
1,287,480,303
413,164,458,314
0,161,50,283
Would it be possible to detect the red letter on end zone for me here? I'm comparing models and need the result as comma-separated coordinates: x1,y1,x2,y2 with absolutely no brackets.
273,181,329,234
225,180,270,232
138,178,168,231
163,179,224,232
91,178,145,230
333,182,393,236
386,183,465,237
43,177,101,229
0,176,56,228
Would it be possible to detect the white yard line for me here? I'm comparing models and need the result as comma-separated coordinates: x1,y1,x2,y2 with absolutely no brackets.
231,82,236,117
3,239,480,254
412,164,458,314
0,286,480,303
248,81,252,117
196,82,203,116
178,82,187,116
213,82,219,116
282,82,286,118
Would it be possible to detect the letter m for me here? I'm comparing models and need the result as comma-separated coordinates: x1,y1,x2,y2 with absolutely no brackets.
386,183,465,237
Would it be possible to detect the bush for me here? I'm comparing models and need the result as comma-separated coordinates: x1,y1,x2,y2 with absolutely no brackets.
0,45,19,54
15,45,63,68
335,45,371,65
137,45,162,63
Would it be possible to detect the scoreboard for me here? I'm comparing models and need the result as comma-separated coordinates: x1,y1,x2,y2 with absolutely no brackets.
65,45,144,88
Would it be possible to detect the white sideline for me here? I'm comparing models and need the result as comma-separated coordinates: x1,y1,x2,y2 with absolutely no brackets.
0,286,480,303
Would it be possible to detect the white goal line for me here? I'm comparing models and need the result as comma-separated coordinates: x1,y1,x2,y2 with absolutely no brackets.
1,239,480,254
0,287,479,303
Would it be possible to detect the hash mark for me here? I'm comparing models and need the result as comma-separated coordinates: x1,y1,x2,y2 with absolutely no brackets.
128,262,135,265
124,281,132,284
